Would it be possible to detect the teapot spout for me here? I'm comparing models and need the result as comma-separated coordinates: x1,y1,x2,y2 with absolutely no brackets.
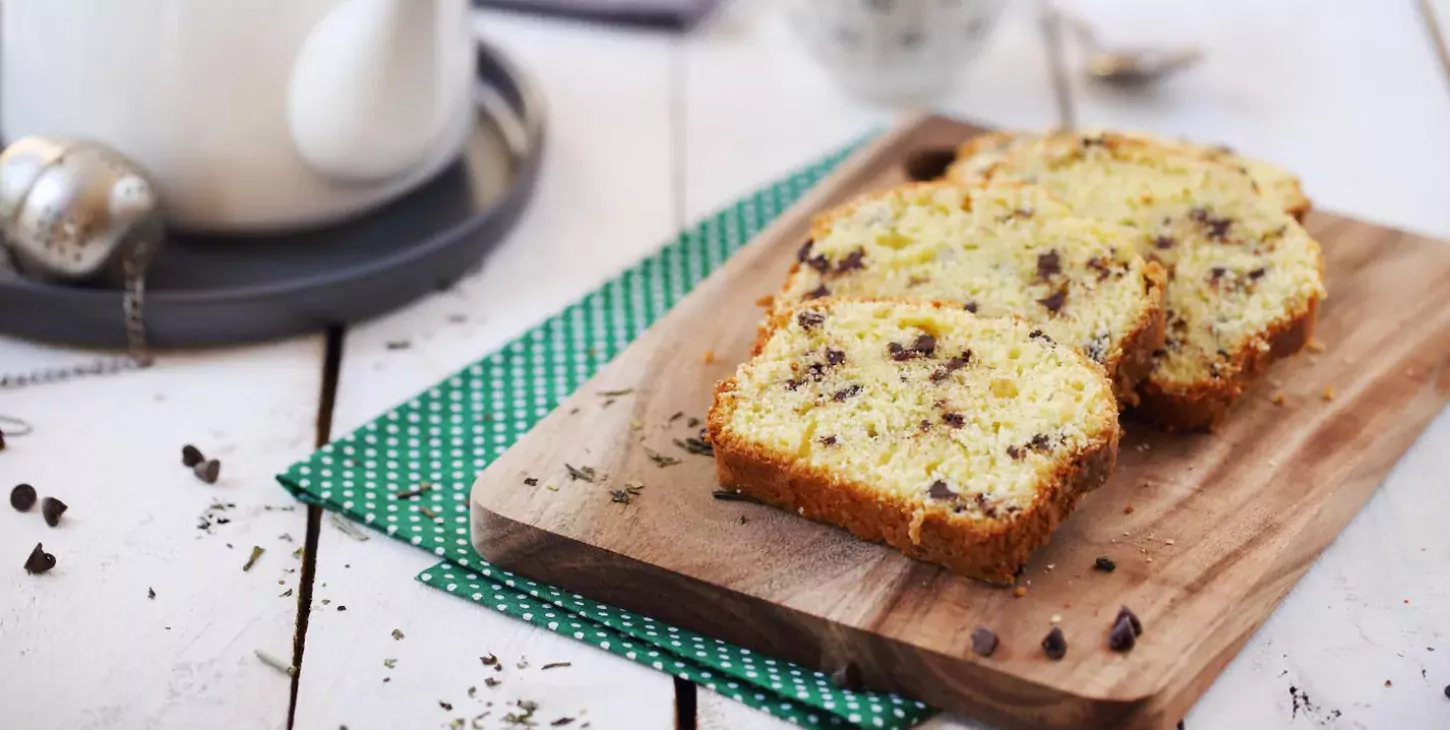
287,0,471,184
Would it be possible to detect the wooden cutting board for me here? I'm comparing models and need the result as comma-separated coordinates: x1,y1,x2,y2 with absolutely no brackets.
470,114,1450,729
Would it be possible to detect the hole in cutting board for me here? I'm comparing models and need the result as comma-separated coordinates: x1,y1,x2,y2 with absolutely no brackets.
903,147,958,181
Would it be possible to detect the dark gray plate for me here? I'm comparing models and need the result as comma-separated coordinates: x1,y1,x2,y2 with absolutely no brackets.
0,42,545,348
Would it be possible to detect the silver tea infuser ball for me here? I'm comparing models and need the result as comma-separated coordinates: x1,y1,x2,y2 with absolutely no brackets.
0,136,164,387
0,136,164,285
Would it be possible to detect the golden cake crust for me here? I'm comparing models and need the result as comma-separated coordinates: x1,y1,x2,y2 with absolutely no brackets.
715,298,1121,583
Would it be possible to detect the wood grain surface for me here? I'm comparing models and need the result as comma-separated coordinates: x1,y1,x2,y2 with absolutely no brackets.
470,114,1450,729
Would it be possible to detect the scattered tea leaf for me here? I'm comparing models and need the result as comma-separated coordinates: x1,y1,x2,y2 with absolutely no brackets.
610,490,631,504
643,446,680,468
524,477,539,486
419,505,441,521
686,417,701,428
148,587,156,599
242,546,265,572
674,436,713,457
480,654,498,666
255,648,297,676
329,513,371,541
597,388,633,397
394,483,435,499
712,490,763,505
565,464,597,483
279,588,293,598
629,417,643,432
440,701,454,711
391,629,405,640
467,686,477,698
668,412,684,424
552,719,576,727
484,677,502,688
383,658,397,669
541,662,572,671
181,444,204,467
193,459,221,484
449,719,464,730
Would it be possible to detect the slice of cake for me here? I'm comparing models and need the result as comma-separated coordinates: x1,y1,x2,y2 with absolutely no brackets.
709,298,1120,583
776,182,1167,404
947,131,1325,429
951,130,1311,220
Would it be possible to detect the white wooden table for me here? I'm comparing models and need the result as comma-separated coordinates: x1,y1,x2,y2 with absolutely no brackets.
4,2,1450,728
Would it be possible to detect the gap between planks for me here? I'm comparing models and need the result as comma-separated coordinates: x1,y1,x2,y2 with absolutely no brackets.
287,325,347,729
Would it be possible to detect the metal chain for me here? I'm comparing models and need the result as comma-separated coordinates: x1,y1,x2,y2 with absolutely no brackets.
0,253,152,389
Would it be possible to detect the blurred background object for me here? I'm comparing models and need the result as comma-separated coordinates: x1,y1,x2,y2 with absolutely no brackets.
472,0,726,30
1050,3,1202,87
783,0,1009,103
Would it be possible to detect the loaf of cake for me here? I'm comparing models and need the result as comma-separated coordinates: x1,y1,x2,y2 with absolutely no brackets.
775,181,1167,404
708,298,1120,582
947,131,1325,429
951,130,1311,220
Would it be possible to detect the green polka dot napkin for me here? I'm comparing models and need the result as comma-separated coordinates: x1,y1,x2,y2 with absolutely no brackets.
277,135,935,729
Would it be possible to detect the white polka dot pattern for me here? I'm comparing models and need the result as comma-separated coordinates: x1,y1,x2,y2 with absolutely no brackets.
278,137,932,728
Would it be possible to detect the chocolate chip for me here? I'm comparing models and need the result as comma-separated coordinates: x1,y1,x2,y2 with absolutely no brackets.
797,240,814,262
824,349,846,366
24,543,55,574
831,384,862,402
785,379,802,391
1094,557,1116,572
1029,433,1051,451
181,445,205,467
1209,267,1226,284
194,459,221,484
1248,267,1266,280
888,343,910,361
1038,287,1068,314
836,248,866,273
930,352,972,383
797,311,826,331
1082,135,1106,148
971,627,998,657
963,301,978,313
919,420,932,432
829,662,864,691
10,483,36,512
1042,627,1067,660
942,413,965,429
807,255,830,273
1154,235,1176,250
1108,614,1138,652
1037,250,1061,280
1115,605,1143,637
805,285,830,299
1028,329,1053,344
1007,446,1022,460
913,334,936,357
819,435,838,446
1189,207,1233,240
40,497,66,527
927,481,955,500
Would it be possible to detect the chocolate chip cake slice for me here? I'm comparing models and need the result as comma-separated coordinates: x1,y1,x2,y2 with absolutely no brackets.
777,182,1166,404
948,131,1325,429
951,130,1311,220
709,299,1120,583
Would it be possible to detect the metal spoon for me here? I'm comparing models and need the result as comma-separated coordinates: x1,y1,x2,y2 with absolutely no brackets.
1054,8,1202,86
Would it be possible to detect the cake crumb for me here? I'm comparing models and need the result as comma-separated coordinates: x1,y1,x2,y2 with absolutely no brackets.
1123,505,1135,515
703,350,717,365
1306,338,1326,353
1012,586,1027,598
1322,384,1335,401
754,294,774,308
1271,393,1286,406
1050,614,1062,624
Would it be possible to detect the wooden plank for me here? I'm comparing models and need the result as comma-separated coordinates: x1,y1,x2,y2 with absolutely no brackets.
290,10,682,729
0,336,323,729
469,114,1450,729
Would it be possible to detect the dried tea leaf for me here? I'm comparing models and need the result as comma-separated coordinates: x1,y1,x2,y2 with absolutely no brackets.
329,513,371,541
391,628,405,640
242,546,265,572
394,483,435,499
674,436,713,457
540,662,572,670
643,446,680,468
597,388,634,397
419,505,441,521
254,648,297,676
711,490,763,504
564,464,597,483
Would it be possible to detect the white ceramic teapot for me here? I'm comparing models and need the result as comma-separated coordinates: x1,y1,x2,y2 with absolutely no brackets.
0,0,475,233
